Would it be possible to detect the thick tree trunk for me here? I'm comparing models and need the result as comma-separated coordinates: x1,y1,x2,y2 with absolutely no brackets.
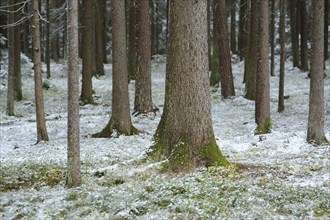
134,0,153,114
278,0,285,113
93,0,138,138
80,0,94,104
244,0,257,101
299,0,309,72
210,0,220,87
32,0,49,142
207,0,212,71
255,0,271,134
307,0,328,145
270,0,275,76
218,0,235,98
289,0,300,68
238,0,248,60
66,0,81,188
150,0,229,172
46,0,51,79
325,0,329,62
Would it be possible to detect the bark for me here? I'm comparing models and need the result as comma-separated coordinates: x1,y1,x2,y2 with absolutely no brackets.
299,0,309,72
244,0,257,100
23,20,30,58
93,0,138,138
13,0,22,101
218,0,235,98
270,0,275,76
80,0,94,104
150,0,229,172
255,0,271,134
278,0,285,113
134,0,153,114
90,1,97,76
230,0,237,54
307,0,328,145
324,0,329,62
32,0,49,142
128,0,136,80
46,0,51,79
207,0,212,71
210,0,220,87
288,0,300,68
95,0,105,76
238,0,248,60
66,0,81,188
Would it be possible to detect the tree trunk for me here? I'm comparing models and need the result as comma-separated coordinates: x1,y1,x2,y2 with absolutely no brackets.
46,0,51,79
90,1,97,76
95,0,105,76
207,0,212,71
150,0,229,172
210,0,220,87
244,0,257,100
230,0,237,54
255,0,271,134
32,0,49,143
278,0,285,113
307,0,328,145
325,0,329,62
299,0,309,72
93,0,138,138
270,0,275,76
134,0,153,114
288,0,300,68
80,0,94,104
13,0,22,101
218,0,235,98
128,0,136,81
66,0,81,188
238,0,248,60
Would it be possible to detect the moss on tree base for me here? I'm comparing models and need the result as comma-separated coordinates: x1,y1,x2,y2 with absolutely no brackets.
148,135,229,172
92,118,138,138
255,118,272,135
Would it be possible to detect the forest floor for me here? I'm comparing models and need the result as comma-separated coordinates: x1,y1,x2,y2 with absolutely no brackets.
0,55,329,219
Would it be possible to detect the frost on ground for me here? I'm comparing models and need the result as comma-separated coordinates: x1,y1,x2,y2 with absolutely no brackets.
0,56,329,219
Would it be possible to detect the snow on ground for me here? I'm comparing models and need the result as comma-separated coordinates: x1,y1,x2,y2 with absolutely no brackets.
0,55,329,219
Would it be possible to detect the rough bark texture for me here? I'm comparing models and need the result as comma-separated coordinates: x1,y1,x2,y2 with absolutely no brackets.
307,0,328,145
255,0,271,134
134,0,153,114
80,0,94,104
289,0,300,68
32,0,49,143
46,0,51,79
238,0,248,60
128,0,137,80
150,0,229,172
325,0,329,61
210,0,220,87
207,0,212,71
93,0,138,138
278,0,285,113
66,0,81,188
270,0,275,76
230,0,237,54
218,0,235,98
244,0,257,101
299,0,309,72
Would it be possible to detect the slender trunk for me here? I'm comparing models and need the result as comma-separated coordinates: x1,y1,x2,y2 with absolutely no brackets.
210,0,220,87
288,0,300,68
230,0,237,54
128,0,136,80
46,0,51,78
13,0,22,101
278,0,285,112
299,0,309,72
66,0,81,188
270,0,275,76
238,0,248,60
95,0,105,76
32,0,49,142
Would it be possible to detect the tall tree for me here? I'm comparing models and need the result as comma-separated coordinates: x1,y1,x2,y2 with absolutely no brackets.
244,0,257,100
46,0,51,79
288,0,300,68
324,0,329,62
270,0,275,76
210,0,220,87
218,0,235,98
278,0,286,113
255,0,271,134
299,0,309,72
238,0,248,60
230,0,237,54
80,0,94,104
95,0,105,76
134,0,153,114
307,0,328,145
32,0,49,142
66,0,81,188
93,0,138,137
127,0,136,80
149,0,229,172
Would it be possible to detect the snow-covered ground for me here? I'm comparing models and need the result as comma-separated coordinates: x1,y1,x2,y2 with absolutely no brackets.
0,55,329,219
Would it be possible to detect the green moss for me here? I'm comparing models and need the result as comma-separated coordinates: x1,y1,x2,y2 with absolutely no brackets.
201,136,229,167
255,118,272,135
147,137,166,161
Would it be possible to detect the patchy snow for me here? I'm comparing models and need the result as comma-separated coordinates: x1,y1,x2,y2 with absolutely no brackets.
0,55,329,219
